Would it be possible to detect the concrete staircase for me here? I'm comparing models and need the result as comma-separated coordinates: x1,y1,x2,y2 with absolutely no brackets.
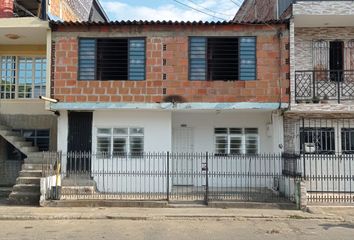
0,124,51,205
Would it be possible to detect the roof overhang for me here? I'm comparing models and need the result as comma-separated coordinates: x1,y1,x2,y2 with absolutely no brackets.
50,102,288,111
0,17,49,45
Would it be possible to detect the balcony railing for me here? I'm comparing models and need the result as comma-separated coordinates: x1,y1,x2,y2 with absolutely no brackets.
295,70,354,103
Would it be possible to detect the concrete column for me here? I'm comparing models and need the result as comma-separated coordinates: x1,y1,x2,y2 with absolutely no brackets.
296,180,307,210
0,0,14,18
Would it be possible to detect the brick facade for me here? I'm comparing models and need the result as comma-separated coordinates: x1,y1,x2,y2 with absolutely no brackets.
0,0,13,18
52,23,290,104
49,0,81,22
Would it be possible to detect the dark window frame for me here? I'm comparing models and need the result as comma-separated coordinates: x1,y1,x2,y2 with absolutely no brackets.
300,127,335,155
341,128,354,154
188,36,257,81
78,37,146,81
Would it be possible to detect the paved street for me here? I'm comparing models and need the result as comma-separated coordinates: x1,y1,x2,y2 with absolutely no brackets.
0,218,353,240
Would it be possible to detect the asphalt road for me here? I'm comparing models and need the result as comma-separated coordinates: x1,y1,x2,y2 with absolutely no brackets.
0,218,353,240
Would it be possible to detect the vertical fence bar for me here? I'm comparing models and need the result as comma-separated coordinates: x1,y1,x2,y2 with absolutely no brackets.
312,70,316,99
166,151,170,201
205,152,209,205
338,71,341,104
302,118,306,180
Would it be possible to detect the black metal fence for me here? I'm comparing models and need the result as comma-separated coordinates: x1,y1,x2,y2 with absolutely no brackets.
295,70,354,103
283,152,354,204
43,152,296,204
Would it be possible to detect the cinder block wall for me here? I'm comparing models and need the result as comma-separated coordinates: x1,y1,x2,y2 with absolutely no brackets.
52,23,290,104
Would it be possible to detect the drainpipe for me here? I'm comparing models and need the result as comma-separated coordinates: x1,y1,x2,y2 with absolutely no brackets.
0,0,14,18
277,27,283,110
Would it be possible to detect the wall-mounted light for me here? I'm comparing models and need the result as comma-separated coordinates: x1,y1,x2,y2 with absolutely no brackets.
5,34,20,40
39,96,59,103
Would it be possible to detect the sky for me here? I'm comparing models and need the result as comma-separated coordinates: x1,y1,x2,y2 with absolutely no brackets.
99,0,243,22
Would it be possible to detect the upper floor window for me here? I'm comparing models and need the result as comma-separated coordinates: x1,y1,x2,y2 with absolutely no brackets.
0,56,46,99
78,38,146,81
189,37,256,81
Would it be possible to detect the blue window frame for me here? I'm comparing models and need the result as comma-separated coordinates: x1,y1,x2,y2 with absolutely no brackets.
189,37,256,81
78,38,146,81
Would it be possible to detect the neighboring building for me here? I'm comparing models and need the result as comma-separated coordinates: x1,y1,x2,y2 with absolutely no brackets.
0,0,107,204
236,0,354,204
49,20,290,197
234,0,278,22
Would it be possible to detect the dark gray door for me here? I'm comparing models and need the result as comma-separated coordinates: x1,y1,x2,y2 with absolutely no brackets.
330,41,344,82
67,111,92,172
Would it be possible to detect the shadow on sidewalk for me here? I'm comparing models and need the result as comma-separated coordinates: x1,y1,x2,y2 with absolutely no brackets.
0,187,12,206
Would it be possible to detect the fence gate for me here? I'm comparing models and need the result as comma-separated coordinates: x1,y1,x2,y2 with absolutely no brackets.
169,153,208,203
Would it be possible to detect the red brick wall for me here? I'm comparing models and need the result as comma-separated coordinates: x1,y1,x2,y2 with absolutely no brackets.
0,0,13,18
49,0,81,22
52,24,289,103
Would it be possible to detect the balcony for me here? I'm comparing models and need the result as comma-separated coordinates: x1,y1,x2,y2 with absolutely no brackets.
295,70,354,103
0,0,46,19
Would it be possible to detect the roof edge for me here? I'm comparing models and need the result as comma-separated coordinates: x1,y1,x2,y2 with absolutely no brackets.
50,19,289,27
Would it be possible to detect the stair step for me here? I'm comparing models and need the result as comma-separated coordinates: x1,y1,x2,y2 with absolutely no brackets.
22,163,52,171
0,124,10,131
17,141,33,147
21,146,39,153
24,157,51,164
0,130,21,137
2,135,23,142
19,170,43,178
9,192,40,205
12,184,40,193
16,177,41,185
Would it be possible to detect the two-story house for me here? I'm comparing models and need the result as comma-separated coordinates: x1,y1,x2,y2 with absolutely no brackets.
0,0,108,204
236,0,354,204
48,20,291,203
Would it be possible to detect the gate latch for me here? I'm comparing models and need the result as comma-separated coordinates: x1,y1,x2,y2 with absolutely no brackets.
202,162,208,171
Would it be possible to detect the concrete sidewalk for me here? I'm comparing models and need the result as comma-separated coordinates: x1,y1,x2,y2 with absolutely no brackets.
0,206,345,221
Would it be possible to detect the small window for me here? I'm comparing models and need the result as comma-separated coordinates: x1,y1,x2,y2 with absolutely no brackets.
341,128,354,154
97,127,144,156
1,56,46,99
300,127,335,154
189,37,256,81
214,128,259,155
78,38,146,81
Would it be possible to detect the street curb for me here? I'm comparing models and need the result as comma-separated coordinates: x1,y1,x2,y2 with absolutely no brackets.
0,213,344,221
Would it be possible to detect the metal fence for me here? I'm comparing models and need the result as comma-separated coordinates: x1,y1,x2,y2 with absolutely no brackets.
282,152,354,204
295,70,354,103
43,152,296,204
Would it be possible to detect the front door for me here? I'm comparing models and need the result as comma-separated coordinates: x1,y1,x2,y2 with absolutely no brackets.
67,111,93,172
172,127,194,185
330,41,344,82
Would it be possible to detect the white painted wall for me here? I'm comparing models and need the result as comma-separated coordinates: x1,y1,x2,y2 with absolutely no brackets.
57,109,285,194
57,110,68,153
92,110,172,153
92,110,171,193
172,111,283,154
